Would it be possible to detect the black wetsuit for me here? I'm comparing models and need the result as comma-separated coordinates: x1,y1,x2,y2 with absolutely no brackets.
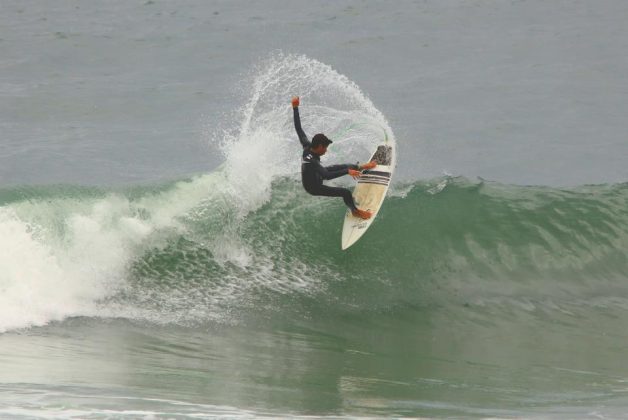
293,107,359,212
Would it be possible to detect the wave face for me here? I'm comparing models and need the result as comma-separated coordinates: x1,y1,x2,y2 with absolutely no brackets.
2,175,628,332
2,53,627,333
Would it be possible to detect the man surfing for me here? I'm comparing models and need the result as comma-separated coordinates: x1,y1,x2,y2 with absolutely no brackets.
291,96,376,219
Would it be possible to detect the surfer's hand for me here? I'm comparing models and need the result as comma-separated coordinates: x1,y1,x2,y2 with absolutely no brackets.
361,161,377,170
348,169,361,179
291,96,300,108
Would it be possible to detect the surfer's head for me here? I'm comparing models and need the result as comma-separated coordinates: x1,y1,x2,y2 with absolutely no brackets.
311,133,332,155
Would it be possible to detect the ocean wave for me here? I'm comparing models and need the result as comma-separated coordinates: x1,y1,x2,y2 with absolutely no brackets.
2,175,627,332
2,52,627,332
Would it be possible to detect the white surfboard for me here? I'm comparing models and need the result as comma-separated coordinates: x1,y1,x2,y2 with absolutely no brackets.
341,143,395,250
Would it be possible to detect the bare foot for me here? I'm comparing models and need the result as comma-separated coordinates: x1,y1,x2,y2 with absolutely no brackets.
351,209,373,220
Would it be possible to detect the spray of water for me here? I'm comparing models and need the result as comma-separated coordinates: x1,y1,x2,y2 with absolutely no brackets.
0,53,396,331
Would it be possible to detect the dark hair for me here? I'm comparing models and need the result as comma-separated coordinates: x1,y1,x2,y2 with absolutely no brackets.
311,133,333,147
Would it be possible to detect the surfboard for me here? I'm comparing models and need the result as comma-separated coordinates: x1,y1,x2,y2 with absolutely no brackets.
341,142,395,250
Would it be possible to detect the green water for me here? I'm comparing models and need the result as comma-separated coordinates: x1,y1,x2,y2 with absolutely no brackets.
2,177,628,418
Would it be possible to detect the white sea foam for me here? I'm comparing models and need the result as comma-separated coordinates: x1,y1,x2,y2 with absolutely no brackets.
0,176,217,332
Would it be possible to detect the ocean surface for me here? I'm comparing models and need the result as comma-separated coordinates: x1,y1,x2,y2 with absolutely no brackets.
2,1,628,418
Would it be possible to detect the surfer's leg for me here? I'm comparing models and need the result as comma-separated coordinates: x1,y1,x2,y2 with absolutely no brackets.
312,185,358,212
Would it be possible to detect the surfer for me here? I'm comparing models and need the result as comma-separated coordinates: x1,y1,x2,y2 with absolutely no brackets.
291,96,376,219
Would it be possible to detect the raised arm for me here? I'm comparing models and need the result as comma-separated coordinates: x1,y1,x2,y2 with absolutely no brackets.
291,96,310,148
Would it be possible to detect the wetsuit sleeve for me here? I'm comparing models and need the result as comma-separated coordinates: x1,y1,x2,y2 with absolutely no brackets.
316,163,357,180
322,164,359,180
293,107,311,148
326,164,359,172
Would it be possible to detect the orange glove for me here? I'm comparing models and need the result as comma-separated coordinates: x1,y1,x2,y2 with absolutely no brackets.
348,169,361,179
360,161,377,170
291,96,300,108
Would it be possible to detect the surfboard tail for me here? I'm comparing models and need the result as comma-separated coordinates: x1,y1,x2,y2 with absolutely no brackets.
342,212,375,249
